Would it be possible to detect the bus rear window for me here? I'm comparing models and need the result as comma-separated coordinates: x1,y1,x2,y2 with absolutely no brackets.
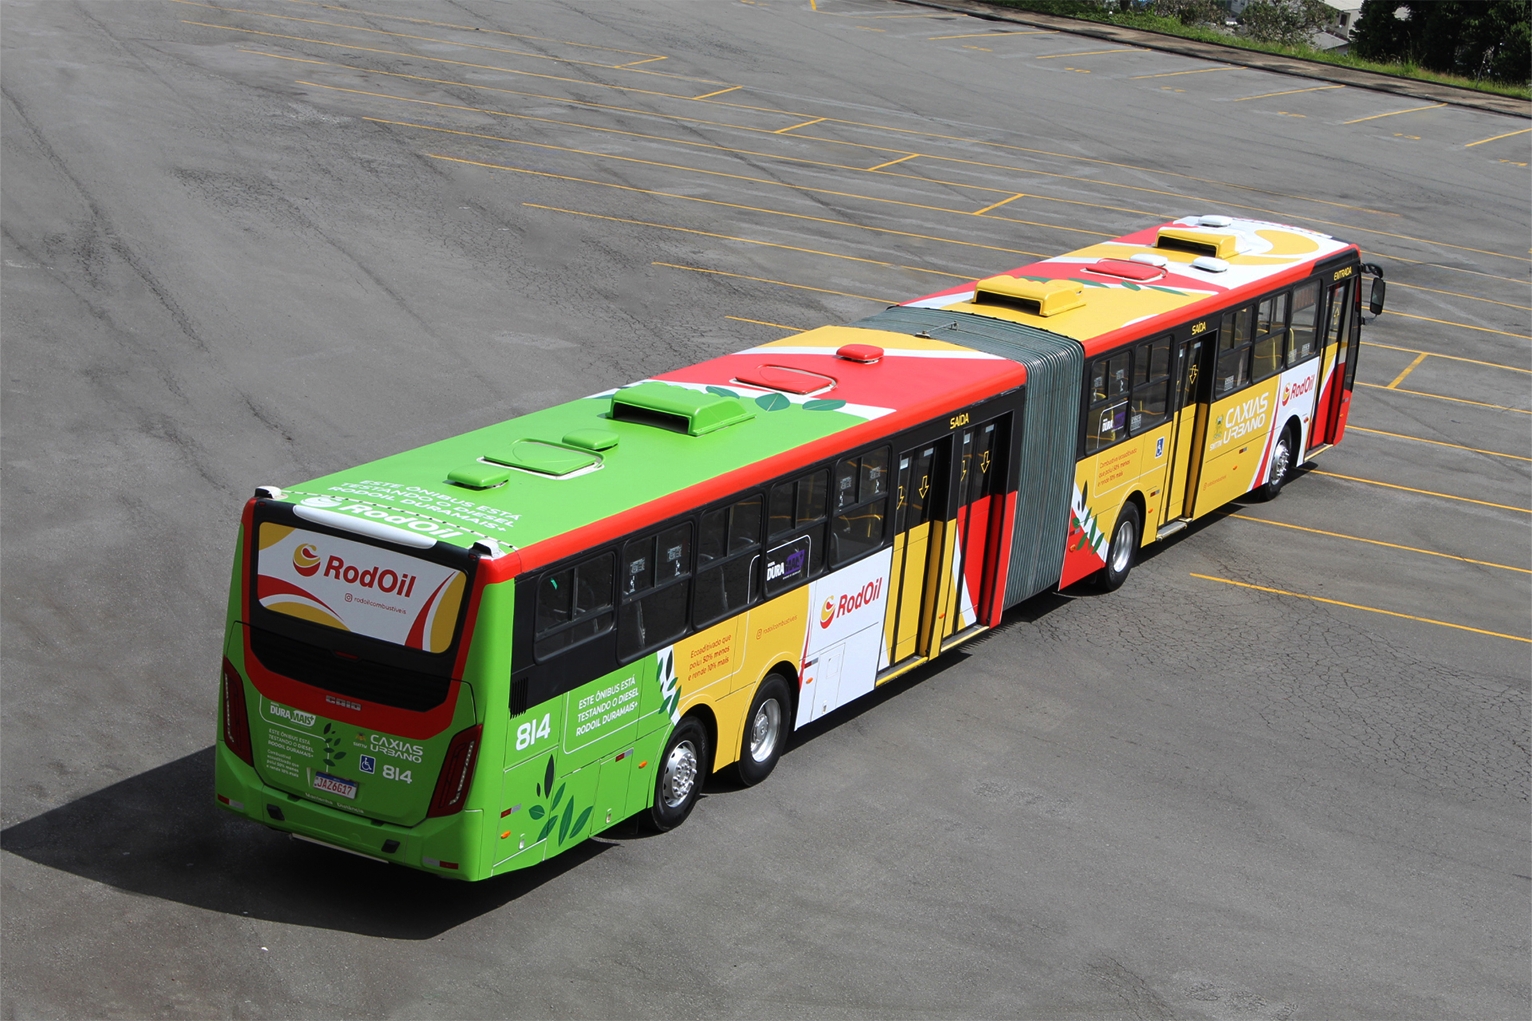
255,523,468,654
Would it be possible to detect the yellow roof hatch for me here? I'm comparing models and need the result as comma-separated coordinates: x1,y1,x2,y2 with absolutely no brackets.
1155,227,1238,260
972,275,1086,317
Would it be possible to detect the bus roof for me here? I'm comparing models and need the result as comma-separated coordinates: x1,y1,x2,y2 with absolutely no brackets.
904,215,1357,360
274,215,1354,568
279,326,1025,564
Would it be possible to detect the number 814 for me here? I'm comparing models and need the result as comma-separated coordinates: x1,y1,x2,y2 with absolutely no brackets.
516,713,552,750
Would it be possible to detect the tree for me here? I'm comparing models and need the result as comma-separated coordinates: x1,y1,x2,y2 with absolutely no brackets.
1352,0,1531,84
1238,0,1334,47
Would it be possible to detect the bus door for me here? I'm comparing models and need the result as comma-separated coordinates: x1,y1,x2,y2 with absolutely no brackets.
883,438,949,670
1160,334,1209,526
1318,278,1360,445
942,416,1007,647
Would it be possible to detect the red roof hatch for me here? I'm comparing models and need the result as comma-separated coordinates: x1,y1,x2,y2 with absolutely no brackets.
734,364,836,395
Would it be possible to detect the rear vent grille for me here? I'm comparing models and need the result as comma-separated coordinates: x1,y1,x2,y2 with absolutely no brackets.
1155,234,1222,257
249,627,450,713
609,402,690,433
974,292,1045,315
510,676,530,717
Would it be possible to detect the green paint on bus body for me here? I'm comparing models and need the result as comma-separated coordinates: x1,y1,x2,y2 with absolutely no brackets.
281,389,867,554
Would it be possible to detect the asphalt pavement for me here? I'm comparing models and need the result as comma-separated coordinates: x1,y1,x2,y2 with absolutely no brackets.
2,1,1528,1018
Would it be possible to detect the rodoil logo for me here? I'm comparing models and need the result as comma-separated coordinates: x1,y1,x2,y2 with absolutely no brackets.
820,578,883,629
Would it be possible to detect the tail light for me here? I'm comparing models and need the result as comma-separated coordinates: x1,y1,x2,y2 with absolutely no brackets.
427,724,482,817
221,657,254,765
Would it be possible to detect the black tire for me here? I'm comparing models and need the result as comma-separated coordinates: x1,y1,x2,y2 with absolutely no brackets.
1096,502,1142,592
648,716,708,832
1255,425,1296,502
737,674,791,787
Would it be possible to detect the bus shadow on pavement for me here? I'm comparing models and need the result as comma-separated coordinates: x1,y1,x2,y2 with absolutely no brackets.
0,746,609,939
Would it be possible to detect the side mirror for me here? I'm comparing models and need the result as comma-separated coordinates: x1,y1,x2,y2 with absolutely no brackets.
1362,263,1385,316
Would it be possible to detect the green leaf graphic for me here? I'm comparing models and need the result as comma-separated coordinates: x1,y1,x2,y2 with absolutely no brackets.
1147,285,1185,295
570,807,593,840
803,399,846,412
1121,282,1141,291
528,804,545,820
755,393,789,412
551,783,566,811
538,816,557,842
323,724,331,734
544,755,556,795
334,751,345,760
558,799,574,844
706,385,739,398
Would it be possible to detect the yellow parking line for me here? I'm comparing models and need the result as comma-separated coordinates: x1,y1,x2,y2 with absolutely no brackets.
1465,127,1532,148
277,0,667,58
621,57,669,67
1361,341,1531,374
523,204,969,279
1129,65,1234,79
775,117,826,134
929,30,1058,40
653,262,892,303
693,85,742,100
424,153,1046,260
1230,515,1529,573
1235,84,1344,101
368,115,1081,252
1355,380,1532,414
866,153,920,171
1191,574,1530,644
1310,470,1531,513
1345,425,1531,462
973,192,1025,216
1342,102,1446,124
725,316,804,331
1387,280,1532,312
1373,250,1528,285
1385,352,1429,388
1036,47,1146,59
1388,310,1532,340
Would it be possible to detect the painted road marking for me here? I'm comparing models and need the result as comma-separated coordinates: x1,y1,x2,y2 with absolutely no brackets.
1465,127,1532,148
1385,352,1429,389
929,30,1058,40
523,203,969,279
725,316,804,331
1361,341,1531,374
1345,426,1531,463
1035,48,1147,59
1342,103,1446,124
653,262,891,303
1229,515,1531,574
1388,311,1531,340
1386,281,1531,312
775,117,826,134
1311,470,1531,514
1356,381,1532,415
1192,574,1530,644
972,193,1026,216
1129,66,1234,79
1234,84,1344,102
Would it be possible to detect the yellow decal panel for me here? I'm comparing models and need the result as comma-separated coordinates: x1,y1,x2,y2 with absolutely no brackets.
1196,378,1281,515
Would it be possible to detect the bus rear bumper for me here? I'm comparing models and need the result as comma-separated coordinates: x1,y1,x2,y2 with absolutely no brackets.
213,742,486,879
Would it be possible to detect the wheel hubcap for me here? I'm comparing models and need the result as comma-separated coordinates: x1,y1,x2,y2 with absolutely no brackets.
661,739,698,809
1110,519,1134,574
1271,437,1291,486
749,699,782,763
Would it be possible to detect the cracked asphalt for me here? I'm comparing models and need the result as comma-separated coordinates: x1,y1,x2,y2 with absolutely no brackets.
2,1,1527,1018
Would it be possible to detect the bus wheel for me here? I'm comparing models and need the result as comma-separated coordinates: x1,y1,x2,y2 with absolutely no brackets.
738,674,791,787
1097,502,1141,592
649,716,708,832
1256,426,1295,502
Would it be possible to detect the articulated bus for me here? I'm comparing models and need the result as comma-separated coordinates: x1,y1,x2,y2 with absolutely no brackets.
217,215,1385,879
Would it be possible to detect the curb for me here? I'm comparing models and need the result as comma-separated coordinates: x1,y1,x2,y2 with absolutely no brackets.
900,0,1531,119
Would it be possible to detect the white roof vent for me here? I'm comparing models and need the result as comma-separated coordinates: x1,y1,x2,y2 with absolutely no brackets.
1191,256,1230,273
1129,253,1168,267
1197,215,1233,228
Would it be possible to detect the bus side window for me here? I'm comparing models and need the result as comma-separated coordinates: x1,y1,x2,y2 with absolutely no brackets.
1130,336,1172,434
1252,291,1289,381
618,525,692,661
1085,351,1130,453
534,553,615,660
830,446,891,567
1215,308,1253,396
764,470,830,596
695,495,762,628
1289,281,1320,362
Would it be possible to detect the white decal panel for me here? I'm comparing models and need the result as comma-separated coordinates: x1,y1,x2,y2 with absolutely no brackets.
257,524,466,652
798,550,893,726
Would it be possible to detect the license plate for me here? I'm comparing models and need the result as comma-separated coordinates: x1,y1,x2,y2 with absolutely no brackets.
312,772,357,799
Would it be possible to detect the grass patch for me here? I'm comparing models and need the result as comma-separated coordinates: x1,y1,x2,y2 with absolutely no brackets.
989,2,1532,101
